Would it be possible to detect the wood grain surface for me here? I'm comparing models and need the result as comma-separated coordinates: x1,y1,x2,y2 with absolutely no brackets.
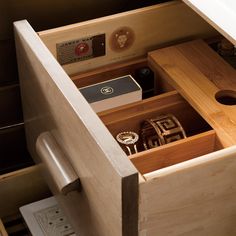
38,1,217,76
139,145,236,236
0,219,8,236
183,0,236,45
149,39,236,147
14,20,138,236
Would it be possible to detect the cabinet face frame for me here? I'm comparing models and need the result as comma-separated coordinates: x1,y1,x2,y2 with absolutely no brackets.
14,1,227,236
14,20,138,236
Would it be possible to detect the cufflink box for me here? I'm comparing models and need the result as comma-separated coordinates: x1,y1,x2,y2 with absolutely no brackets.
79,75,142,112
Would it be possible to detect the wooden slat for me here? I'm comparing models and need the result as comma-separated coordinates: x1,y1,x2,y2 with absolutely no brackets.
148,39,236,147
71,57,147,88
0,219,8,236
99,91,183,125
139,145,236,235
38,1,217,75
0,166,50,218
14,20,138,236
130,130,216,174
183,0,236,45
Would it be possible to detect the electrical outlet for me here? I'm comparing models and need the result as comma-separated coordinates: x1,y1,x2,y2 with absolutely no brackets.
20,197,76,236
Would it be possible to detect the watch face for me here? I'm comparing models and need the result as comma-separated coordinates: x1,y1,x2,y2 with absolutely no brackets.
116,131,139,145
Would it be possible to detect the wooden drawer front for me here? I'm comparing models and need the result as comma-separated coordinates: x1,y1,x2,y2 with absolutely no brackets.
14,2,228,236
14,19,138,236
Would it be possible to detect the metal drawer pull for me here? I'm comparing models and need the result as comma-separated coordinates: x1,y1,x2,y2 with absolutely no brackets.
36,132,81,195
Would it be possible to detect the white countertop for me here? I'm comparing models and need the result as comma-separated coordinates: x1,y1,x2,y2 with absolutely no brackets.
183,0,236,45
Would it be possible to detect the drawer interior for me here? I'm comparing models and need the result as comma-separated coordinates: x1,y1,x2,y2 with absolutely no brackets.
68,55,224,177
33,0,221,179
0,166,51,219
98,89,220,176
1,214,30,236
71,58,148,89
64,35,236,179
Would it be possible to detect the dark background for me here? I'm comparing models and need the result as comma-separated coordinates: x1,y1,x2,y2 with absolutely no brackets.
0,0,170,174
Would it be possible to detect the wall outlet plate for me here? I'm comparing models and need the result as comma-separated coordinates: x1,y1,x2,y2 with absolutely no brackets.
20,197,76,236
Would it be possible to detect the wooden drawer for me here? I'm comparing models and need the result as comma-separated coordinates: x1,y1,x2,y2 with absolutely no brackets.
0,166,50,235
0,166,50,219
13,1,236,236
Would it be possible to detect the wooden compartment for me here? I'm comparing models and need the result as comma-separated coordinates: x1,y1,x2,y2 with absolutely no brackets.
131,130,217,174
71,58,148,89
99,91,219,174
99,91,211,137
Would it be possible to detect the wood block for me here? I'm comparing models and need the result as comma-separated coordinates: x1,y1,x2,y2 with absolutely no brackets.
148,39,236,147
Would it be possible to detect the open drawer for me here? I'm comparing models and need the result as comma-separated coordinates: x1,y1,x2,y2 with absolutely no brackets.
0,166,50,219
14,1,236,236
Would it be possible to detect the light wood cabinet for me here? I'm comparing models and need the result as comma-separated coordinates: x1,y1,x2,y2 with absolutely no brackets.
13,1,236,235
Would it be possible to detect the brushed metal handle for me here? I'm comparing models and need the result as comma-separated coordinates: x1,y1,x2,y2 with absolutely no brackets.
36,132,81,195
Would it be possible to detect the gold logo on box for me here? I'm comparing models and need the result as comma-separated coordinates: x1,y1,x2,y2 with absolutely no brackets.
100,86,114,95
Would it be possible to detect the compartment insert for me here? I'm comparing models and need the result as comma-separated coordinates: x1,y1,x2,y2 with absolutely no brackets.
71,58,148,89
99,90,216,175
130,130,217,174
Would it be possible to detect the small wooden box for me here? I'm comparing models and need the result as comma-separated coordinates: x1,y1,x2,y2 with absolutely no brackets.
13,1,236,236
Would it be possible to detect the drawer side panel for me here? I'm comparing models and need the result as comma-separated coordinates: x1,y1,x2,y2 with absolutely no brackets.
14,20,138,236
38,1,218,75
139,146,236,236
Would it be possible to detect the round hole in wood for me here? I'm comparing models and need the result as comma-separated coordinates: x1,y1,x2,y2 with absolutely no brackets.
215,90,236,105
